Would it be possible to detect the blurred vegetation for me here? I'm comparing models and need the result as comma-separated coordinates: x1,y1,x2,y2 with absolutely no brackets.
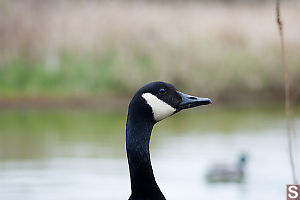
0,53,126,96
0,1,299,103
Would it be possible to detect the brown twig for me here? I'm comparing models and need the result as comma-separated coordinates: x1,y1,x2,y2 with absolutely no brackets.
276,0,298,184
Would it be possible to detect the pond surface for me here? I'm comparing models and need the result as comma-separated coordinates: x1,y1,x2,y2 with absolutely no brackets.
0,106,299,200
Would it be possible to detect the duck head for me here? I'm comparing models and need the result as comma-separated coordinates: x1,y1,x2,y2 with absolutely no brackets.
128,81,212,123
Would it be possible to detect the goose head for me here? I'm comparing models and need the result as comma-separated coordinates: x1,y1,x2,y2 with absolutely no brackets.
126,81,212,199
128,81,212,123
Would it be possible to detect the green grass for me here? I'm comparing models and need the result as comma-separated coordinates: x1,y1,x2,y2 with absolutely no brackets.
0,46,298,98
0,52,127,96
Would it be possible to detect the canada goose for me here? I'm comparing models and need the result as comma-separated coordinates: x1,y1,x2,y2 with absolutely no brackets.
205,154,247,183
126,81,211,200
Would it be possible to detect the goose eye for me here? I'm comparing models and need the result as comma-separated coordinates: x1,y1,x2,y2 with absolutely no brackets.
158,88,167,95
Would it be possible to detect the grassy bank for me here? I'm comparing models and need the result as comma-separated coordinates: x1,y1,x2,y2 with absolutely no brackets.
0,1,299,101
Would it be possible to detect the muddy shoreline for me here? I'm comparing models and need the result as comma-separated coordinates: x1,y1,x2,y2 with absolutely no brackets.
0,92,296,111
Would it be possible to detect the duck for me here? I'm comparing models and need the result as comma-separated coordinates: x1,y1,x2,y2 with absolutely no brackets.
205,154,247,183
126,81,212,200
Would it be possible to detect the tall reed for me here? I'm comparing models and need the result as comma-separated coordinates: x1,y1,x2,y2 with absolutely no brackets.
276,0,298,184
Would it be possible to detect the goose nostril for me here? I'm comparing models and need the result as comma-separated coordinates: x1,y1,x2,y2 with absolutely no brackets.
188,96,197,100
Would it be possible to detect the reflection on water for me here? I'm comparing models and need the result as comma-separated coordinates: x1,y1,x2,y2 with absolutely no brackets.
0,106,299,200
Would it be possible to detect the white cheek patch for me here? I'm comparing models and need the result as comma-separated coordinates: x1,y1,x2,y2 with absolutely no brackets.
142,93,176,121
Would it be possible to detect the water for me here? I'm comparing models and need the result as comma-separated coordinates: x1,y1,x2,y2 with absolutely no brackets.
0,106,299,200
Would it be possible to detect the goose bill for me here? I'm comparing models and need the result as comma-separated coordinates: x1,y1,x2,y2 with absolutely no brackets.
177,91,212,111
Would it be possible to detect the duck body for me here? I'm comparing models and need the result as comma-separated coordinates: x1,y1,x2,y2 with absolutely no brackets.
126,82,211,200
205,154,247,183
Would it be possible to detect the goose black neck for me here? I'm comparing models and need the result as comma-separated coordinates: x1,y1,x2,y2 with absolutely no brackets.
126,106,165,199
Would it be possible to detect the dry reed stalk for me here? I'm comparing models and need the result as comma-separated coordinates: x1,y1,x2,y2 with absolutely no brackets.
276,0,298,184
